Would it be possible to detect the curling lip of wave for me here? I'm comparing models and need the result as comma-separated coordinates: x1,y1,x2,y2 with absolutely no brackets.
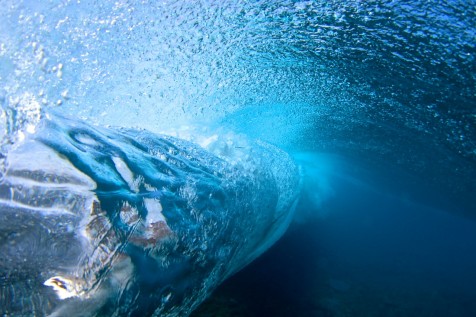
0,113,301,316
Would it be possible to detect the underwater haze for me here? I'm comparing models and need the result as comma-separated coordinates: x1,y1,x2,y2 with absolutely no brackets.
1,0,475,316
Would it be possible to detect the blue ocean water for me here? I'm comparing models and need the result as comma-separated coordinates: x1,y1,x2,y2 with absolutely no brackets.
192,161,476,316
1,0,475,316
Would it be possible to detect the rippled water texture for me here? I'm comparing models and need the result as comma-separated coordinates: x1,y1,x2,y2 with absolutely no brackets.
1,1,474,214
0,1,476,206
0,0,475,316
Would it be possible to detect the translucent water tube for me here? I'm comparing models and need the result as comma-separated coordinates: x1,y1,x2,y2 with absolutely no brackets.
0,113,300,316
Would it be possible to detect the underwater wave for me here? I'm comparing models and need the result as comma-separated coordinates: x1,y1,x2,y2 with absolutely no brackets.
0,114,300,316
0,0,475,316
1,0,474,214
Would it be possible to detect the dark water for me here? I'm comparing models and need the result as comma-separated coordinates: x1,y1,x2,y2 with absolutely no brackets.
193,168,476,316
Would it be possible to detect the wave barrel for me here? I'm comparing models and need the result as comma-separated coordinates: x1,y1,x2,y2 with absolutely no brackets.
0,114,300,316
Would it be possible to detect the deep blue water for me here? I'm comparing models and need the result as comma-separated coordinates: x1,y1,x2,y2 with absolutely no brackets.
1,0,475,316
194,167,476,316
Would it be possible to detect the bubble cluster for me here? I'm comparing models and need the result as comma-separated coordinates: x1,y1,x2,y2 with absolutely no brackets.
1,0,474,212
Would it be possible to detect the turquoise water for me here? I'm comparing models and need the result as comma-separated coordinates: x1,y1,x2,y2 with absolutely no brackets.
1,1,475,316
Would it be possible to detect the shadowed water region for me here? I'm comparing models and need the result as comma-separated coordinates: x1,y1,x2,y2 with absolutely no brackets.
193,168,476,317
